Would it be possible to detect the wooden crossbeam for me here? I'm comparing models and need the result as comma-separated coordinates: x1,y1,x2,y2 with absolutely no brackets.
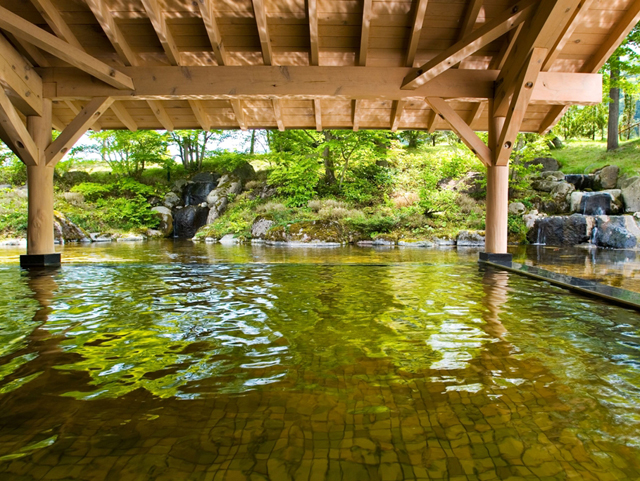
252,0,273,66
272,99,285,131
197,0,227,66
467,102,485,126
230,99,246,130
65,100,101,131
110,102,138,131
46,97,112,166
147,100,174,131
29,0,83,50
45,67,602,107
353,99,362,131
488,24,522,70
85,0,138,67
0,34,43,116
188,99,211,131
308,0,319,66
0,6,133,90
359,0,373,67
0,88,38,166
426,97,491,166
494,48,547,165
406,0,429,67
314,99,322,131
427,110,437,133
402,0,535,89
494,0,581,117
9,34,50,67
391,100,406,131
458,0,484,41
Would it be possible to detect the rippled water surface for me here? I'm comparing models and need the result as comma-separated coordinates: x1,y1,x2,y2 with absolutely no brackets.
0,242,639,480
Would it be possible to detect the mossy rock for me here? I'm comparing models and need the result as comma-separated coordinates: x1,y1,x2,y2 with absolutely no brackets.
265,225,288,242
287,220,344,243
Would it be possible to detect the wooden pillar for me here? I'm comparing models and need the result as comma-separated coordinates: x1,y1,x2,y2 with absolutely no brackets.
485,114,508,254
21,99,59,267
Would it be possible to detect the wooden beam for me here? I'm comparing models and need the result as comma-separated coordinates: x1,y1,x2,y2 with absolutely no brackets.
147,100,173,131
45,97,112,166
494,48,547,165
230,99,246,130
390,100,406,131
51,114,64,131
29,0,83,50
110,102,138,132
252,0,273,65
85,0,138,67
458,0,484,41
538,105,567,134
402,0,535,89
488,24,522,70
353,99,362,131
45,67,602,107
65,100,101,131
0,87,38,166
582,0,640,74
197,0,227,66
0,6,133,90
359,0,373,67
467,101,485,125
188,99,211,130
0,34,43,116
427,109,437,133
314,99,322,131
426,97,492,166
141,0,180,66
9,34,50,68
272,99,284,131
406,0,429,67
308,0,319,66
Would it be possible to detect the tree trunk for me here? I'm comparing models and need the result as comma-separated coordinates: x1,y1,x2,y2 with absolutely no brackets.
323,132,336,185
608,60,620,151
250,130,256,154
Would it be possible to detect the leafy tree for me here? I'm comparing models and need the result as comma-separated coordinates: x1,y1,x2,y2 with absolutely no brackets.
169,130,226,172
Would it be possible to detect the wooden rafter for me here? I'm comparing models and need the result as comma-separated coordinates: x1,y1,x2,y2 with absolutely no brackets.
494,48,547,165
0,6,133,90
188,99,211,131
314,99,322,131
141,0,180,65
252,0,273,66
458,0,484,41
147,100,174,131
467,102,485,126
8,33,50,67
538,106,567,134
488,24,522,70
405,0,429,67
46,97,113,166
272,99,285,131
0,33,43,116
0,87,38,166
197,0,227,66
359,0,373,67
426,97,491,166
65,100,101,131
427,110,437,133
111,102,138,132
85,0,138,67
402,0,535,89
308,0,319,66
390,100,406,132
29,0,83,50
230,100,246,130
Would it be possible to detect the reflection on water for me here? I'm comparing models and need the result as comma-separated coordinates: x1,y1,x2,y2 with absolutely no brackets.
0,243,639,479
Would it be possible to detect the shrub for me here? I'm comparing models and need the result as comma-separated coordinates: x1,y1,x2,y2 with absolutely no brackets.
345,211,397,235
70,182,113,202
93,197,159,231
256,202,288,214
268,155,320,207
340,163,392,205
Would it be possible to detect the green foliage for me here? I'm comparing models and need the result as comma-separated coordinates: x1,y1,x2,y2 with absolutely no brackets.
341,163,392,205
508,214,527,243
70,182,112,201
418,189,459,215
195,196,259,239
94,198,159,231
267,154,320,207
71,179,157,202
0,189,28,238
205,152,255,174
345,210,397,235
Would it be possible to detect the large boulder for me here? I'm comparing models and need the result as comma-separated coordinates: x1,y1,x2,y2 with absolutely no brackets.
565,174,596,191
508,202,526,215
456,230,485,246
594,165,619,190
206,174,243,224
550,181,575,205
63,192,85,206
531,178,561,192
621,177,640,213
569,191,621,215
183,173,220,206
151,206,173,237
164,192,181,209
526,157,560,172
173,205,209,239
526,214,594,246
251,216,275,239
53,211,91,243
265,220,344,244
232,162,257,182
595,216,640,249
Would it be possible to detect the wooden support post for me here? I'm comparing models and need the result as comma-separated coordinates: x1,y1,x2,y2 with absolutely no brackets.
22,99,59,266
485,115,508,254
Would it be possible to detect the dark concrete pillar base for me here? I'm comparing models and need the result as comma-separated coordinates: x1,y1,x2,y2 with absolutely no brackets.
20,253,61,268
479,252,513,267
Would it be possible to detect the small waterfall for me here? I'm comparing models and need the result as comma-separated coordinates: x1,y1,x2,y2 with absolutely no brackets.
534,221,546,246
590,226,598,245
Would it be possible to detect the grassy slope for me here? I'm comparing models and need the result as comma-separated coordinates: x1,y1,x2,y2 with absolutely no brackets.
554,139,640,177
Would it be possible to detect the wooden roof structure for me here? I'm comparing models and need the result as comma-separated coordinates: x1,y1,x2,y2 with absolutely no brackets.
0,0,637,167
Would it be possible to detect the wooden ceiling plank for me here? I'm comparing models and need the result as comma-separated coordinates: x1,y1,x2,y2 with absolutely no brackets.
405,0,429,67
147,100,174,131
402,0,535,89
85,0,139,66
51,114,64,131
272,99,285,131
314,98,322,131
582,0,640,74
390,99,406,131
188,99,212,130
0,6,134,90
197,0,227,65
0,87,38,165
230,99,247,130
359,0,373,66
467,101,485,125
494,48,547,165
111,101,138,131
488,24,522,70
252,0,273,65
308,0,319,65
29,0,84,50
426,97,491,166
538,105,567,134
458,0,484,41
0,33,43,116
46,97,113,166
141,0,181,65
